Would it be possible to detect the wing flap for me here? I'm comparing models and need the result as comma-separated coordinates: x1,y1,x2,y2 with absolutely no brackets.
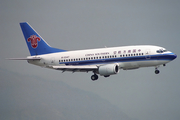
50,65,98,72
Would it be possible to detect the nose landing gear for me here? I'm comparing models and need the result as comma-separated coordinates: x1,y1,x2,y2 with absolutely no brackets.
155,66,160,74
155,69,160,74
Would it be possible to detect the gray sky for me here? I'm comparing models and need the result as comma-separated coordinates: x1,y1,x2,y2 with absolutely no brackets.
1,0,180,120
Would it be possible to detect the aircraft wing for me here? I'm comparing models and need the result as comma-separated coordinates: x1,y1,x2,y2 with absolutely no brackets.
49,65,98,73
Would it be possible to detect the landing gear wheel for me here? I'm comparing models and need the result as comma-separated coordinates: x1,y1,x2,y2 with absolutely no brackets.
104,75,110,78
91,74,98,81
155,69,160,74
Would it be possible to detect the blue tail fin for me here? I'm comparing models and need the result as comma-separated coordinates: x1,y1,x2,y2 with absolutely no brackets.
20,22,66,56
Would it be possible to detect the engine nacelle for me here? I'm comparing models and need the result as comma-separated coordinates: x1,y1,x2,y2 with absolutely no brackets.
98,64,119,76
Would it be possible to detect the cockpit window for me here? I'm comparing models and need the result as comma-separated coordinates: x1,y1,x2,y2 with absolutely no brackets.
156,49,163,53
163,50,167,52
156,49,167,53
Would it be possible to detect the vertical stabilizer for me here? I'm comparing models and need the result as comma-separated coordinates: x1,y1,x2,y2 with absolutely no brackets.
20,22,66,56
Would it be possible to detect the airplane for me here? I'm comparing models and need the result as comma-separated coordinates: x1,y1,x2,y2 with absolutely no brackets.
9,22,177,81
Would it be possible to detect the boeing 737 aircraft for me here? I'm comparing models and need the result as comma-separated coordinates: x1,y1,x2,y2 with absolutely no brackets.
9,22,177,81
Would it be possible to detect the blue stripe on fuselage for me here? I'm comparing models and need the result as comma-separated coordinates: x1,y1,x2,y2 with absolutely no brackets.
59,53,176,66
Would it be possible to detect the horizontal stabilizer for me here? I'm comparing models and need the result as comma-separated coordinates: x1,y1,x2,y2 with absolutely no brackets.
7,57,41,60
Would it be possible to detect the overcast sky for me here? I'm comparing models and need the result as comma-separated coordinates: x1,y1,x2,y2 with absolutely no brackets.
1,0,180,120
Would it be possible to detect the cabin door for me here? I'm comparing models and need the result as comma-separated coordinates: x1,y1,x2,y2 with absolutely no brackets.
145,49,151,59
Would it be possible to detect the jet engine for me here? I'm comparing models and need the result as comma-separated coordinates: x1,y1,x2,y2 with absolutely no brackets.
98,64,119,76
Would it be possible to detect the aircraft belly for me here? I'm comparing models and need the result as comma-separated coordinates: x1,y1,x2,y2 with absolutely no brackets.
121,62,139,70
138,60,170,67
121,59,170,70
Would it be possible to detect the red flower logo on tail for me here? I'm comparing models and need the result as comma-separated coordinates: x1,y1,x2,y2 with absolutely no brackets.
27,35,41,48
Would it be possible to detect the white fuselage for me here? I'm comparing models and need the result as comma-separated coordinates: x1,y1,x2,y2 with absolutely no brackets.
27,45,176,70
17,22,177,80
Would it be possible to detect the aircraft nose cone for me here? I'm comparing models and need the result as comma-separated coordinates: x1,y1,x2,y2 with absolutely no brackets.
171,53,177,60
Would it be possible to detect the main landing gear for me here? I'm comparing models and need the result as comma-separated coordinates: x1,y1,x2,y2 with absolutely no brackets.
91,74,110,81
91,74,98,81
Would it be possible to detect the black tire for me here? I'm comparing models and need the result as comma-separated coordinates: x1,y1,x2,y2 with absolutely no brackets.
104,75,110,77
91,74,98,81
155,70,160,74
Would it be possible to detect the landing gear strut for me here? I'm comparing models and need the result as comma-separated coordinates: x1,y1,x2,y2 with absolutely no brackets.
91,74,98,81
